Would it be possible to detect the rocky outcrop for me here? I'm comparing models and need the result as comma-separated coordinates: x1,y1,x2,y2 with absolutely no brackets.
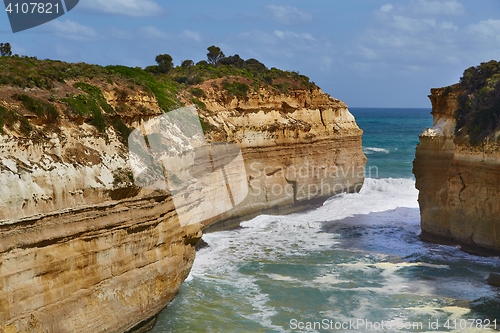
197,83,366,230
0,77,365,332
0,117,203,333
413,87,500,255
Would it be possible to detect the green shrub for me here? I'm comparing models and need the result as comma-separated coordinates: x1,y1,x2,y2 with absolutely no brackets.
192,98,207,110
111,117,132,144
106,65,179,112
168,53,315,91
273,82,290,94
455,60,500,145
74,82,114,113
0,56,117,90
91,108,106,132
0,105,32,135
190,87,205,98
0,105,14,133
19,116,32,135
61,93,108,132
15,94,59,122
61,93,100,117
199,116,212,134
222,81,249,98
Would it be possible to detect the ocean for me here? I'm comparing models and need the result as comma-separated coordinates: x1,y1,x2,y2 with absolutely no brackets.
150,108,500,332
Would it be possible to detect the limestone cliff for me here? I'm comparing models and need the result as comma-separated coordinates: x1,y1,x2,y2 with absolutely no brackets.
0,76,203,333
195,80,366,230
0,59,365,332
413,86,500,255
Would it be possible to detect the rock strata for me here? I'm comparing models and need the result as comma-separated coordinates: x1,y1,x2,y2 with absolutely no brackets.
413,87,500,255
197,84,366,230
0,78,365,332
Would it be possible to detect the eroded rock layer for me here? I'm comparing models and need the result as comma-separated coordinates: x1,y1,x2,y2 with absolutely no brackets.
198,84,366,229
0,81,365,332
413,87,500,255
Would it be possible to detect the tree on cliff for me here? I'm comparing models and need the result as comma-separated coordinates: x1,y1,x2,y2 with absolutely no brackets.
181,59,194,68
206,45,225,66
245,58,267,73
155,54,173,74
0,43,12,57
218,54,245,68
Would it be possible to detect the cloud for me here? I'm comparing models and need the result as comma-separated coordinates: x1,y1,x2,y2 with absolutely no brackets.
440,21,458,31
413,0,465,16
380,4,393,13
81,0,162,17
109,27,131,39
46,19,98,41
238,29,333,71
466,19,500,42
273,30,316,41
140,26,168,39
349,15,456,74
266,5,312,25
349,2,500,78
389,15,437,32
181,30,202,42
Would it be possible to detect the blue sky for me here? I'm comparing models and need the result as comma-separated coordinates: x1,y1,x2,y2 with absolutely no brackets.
1,0,499,107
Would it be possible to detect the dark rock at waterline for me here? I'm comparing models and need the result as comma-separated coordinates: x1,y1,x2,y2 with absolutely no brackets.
487,273,500,287
195,238,209,251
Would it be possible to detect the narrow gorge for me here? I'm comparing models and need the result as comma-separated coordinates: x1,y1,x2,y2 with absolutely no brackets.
0,57,366,332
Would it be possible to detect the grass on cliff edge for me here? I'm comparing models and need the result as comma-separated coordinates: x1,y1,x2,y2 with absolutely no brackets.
0,56,181,112
0,53,317,138
0,56,111,90
0,57,182,139
454,60,500,145
105,65,179,112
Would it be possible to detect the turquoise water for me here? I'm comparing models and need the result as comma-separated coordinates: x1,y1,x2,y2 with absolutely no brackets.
350,108,433,179
150,108,500,332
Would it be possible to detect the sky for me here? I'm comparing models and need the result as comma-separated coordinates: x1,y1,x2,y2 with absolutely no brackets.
0,0,499,108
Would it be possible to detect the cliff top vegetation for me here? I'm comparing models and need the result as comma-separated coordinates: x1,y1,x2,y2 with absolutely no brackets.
0,45,315,140
454,60,500,145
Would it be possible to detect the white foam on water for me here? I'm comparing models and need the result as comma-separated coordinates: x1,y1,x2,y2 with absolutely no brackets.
189,178,419,330
186,178,497,332
266,273,297,282
195,178,417,260
363,147,390,154
193,177,420,287
337,261,446,295
298,178,418,224
313,274,346,285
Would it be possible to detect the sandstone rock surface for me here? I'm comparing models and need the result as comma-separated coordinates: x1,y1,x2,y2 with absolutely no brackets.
197,84,366,229
0,79,365,332
413,87,500,255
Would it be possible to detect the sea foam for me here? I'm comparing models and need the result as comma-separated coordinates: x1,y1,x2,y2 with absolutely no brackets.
194,178,418,273
363,147,390,154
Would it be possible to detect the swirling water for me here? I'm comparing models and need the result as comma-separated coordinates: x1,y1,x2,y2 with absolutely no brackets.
150,108,500,332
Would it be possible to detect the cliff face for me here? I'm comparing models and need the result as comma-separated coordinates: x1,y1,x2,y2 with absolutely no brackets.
0,75,365,332
413,87,500,255
0,82,203,333
196,82,366,229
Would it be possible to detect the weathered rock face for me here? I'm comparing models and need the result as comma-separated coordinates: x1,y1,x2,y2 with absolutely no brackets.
197,83,366,229
413,87,500,255
0,120,203,333
0,80,365,332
